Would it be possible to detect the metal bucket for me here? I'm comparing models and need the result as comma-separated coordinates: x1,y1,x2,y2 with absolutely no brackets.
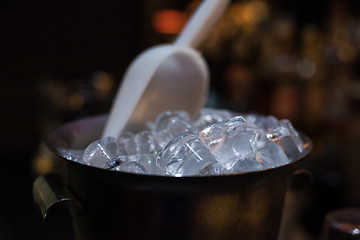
33,114,312,240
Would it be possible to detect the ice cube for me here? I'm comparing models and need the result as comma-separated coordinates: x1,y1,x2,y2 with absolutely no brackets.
247,126,284,154
127,154,163,175
266,119,304,160
115,161,147,174
117,131,135,146
157,132,217,176
192,108,233,133
103,156,126,170
58,148,84,163
232,140,289,173
123,131,161,155
255,141,289,167
199,116,246,138
199,116,255,169
147,110,190,129
231,156,266,172
149,111,193,148
82,137,126,168
245,114,278,131
200,162,229,176
231,133,256,161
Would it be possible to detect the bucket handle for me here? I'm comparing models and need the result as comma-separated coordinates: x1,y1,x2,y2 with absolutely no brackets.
288,164,313,190
32,173,83,221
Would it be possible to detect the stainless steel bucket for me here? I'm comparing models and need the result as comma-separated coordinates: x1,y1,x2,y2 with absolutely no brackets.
33,114,312,240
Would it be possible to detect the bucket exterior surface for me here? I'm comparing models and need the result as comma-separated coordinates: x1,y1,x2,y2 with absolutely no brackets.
39,115,311,240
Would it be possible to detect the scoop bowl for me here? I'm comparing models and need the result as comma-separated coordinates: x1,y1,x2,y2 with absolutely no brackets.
103,45,209,136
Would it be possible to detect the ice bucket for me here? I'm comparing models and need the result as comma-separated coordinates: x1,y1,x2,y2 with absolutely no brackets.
33,114,312,240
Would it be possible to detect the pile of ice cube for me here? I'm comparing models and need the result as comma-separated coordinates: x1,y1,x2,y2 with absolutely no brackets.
61,108,305,176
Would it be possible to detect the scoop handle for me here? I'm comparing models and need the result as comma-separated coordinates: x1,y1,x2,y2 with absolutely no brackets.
175,0,230,48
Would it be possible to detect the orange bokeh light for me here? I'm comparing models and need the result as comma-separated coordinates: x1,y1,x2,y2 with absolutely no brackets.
152,9,185,34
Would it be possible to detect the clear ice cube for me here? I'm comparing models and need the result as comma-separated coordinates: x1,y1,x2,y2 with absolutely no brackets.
149,111,193,148
245,114,278,131
200,162,229,176
117,131,135,146
115,161,147,174
231,157,266,172
103,156,126,170
157,132,217,176
199,116,255,169
192,108,233,133
231,141,289,173
58,148,84,163
82,137,126,168
123,131,161,155
127,154,163,175
147,110,190,130
245,127,267,150
256,141,289,167
266,119,304,160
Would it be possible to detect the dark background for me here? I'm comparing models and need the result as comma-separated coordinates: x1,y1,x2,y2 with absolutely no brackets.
1,0,360,239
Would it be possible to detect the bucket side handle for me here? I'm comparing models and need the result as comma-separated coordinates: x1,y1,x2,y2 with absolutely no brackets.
288,164,313,190
33,173,83,221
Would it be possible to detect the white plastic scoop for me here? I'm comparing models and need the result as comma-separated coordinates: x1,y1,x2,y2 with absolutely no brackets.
102,0,230,138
